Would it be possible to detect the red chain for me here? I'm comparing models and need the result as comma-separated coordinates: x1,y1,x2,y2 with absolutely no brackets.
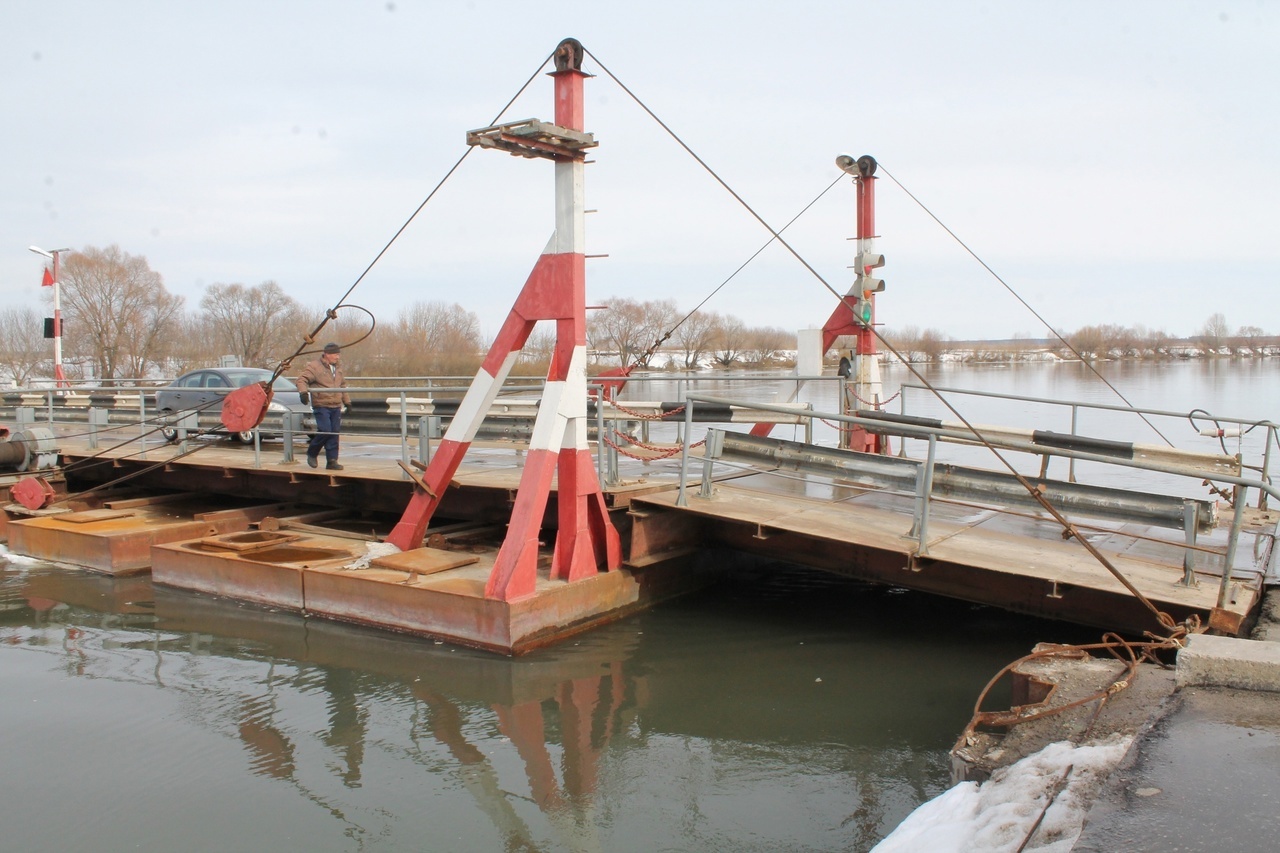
849,390,901,407
607,401,686,421
602,431,705,460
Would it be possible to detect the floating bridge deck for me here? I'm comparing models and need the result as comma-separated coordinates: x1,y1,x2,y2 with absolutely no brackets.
1,425,1268,652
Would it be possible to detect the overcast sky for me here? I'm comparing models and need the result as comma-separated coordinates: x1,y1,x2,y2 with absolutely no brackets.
3,1,1276,345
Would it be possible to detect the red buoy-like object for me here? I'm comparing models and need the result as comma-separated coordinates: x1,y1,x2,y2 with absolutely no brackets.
221,382,271,434
11,476,57,510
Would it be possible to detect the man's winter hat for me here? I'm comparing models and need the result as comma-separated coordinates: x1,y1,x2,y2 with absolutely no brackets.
323,343,341,354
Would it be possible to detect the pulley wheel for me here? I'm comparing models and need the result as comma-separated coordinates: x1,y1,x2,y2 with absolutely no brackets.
11,476,57,510
221,382,272,434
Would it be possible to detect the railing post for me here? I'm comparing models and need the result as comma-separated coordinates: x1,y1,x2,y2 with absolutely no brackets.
280,412,296,463
677,397,695,507
399,391,409,480
46,388,54,424
593,391,606,486
418,417,432,465
1068,404,1079,483
87,407,104,449
700,428,723,498
907,434,938,557
1260,426,1273,511
177,411,198,453
138,390,148,459
252,428,261,469
1180,499,1199,587
1217,485,1248,610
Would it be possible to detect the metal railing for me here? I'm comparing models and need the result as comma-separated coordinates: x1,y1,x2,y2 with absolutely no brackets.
674,393,1280,594
896,382,1278,510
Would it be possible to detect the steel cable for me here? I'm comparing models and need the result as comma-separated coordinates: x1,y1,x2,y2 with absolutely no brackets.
585,47,1185,634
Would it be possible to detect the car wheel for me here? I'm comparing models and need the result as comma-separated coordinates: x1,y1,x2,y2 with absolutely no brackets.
235,430,256,444
159,411,178,443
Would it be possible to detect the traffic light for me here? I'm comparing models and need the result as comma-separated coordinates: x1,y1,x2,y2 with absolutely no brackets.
851,252,884,326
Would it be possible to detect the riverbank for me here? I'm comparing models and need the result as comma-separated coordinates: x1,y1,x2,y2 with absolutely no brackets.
872,589,1280,851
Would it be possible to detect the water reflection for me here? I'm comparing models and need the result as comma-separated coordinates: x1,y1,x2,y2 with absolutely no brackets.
1,553,1091,852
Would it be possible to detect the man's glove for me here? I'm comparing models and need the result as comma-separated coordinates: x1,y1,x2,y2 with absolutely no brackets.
298,392,309,405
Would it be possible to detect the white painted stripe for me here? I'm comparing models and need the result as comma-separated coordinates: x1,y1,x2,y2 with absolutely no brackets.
553,161,585,254
447,350,521,443
529,379,568,452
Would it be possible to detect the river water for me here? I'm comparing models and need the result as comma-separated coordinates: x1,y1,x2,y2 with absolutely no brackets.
1,360,1275,852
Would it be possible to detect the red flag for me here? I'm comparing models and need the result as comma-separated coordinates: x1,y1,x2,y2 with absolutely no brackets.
41,267,54,287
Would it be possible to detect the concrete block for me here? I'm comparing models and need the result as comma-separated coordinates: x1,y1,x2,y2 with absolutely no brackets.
1176,634,1280,692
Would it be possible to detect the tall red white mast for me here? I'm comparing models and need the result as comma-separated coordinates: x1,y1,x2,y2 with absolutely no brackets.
386,38,620,600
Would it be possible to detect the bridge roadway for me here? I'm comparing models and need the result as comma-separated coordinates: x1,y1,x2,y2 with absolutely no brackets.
9,429,1266,646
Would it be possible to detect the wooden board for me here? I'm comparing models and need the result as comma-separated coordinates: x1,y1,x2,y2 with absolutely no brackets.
370,547,480,575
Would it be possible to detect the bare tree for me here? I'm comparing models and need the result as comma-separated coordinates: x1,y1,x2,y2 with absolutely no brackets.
200,281,307,367
1236,325,1266,354
672,310,718,369
56,245,184,380
711,315,746,366
0,306,48,386
588,297,678,369
364,301,483,376
918,328,949,362
165,313,222,375
1200,313,1229,353
741,326,792,366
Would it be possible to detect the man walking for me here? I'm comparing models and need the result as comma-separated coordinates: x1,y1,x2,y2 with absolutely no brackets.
297,342,352,470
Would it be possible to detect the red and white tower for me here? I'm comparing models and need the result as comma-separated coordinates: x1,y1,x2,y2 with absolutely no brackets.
30,245,70,388
386,38,620,600
822,154,886,453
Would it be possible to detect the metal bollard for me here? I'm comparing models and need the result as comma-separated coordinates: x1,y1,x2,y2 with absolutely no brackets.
177,411,198,454
280,412,297,464
418,417,432,466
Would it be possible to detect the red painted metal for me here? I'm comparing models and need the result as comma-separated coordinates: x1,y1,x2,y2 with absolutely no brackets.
11,476,56,510
751,168,885,451
387,43,620,602
591,364,631,401
221,382,271,433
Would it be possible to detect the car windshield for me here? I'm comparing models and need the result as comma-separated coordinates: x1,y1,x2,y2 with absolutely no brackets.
220,369,272,388
218,369,296,394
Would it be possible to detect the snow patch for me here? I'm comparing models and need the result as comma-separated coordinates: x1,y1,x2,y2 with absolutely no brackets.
342,541,401,570
872,735,1132,853
0,544,43,567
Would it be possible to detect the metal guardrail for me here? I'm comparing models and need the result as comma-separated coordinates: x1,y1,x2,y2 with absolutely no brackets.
675,393,1280,596
0,377,815,490
896,382,1279,508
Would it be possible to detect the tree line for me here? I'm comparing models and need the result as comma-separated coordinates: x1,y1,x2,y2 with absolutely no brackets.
0,245,796,385
1,245,1270,386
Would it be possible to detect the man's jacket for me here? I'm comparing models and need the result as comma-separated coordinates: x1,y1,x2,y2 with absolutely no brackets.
296,359,352,408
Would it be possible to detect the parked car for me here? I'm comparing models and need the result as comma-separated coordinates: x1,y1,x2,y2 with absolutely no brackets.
156,367,313,443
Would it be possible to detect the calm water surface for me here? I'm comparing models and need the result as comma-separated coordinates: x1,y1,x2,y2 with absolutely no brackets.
2,360,1276,852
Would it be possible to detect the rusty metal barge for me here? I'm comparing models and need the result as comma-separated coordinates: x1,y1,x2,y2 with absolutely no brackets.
4,38,1274,654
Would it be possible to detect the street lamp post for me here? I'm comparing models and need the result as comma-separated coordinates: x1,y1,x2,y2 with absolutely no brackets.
29,245,72,388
